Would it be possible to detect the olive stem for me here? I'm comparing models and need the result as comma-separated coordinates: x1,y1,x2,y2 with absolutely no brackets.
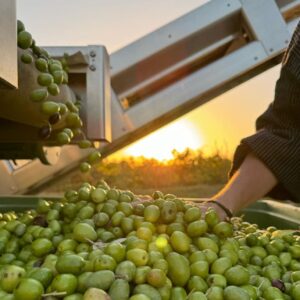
115,274,127,280
257,279,266,293
187,288,196,299
85,238,95,245
42,291,67,297
85,238,106,250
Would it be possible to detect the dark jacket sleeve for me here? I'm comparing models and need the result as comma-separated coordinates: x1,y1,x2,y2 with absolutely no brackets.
230,21,300,202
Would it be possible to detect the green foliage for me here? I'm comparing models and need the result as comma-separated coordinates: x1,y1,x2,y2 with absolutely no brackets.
42,148,231,194
96,149,231,190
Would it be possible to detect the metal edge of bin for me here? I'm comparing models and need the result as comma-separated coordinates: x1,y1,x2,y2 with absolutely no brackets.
240,199,300,229
0,195,62,212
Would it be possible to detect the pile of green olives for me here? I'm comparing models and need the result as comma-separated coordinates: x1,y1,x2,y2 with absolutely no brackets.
17,20,100,171
1,182,300,299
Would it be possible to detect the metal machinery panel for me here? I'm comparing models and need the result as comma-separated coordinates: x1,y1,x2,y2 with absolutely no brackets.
0,0,17,89
107,0,300,153
0,45,111,194
125,42,268,129
111,0,241,79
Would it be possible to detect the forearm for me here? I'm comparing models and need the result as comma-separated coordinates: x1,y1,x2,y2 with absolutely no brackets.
211,21,300,216
213,153,278,214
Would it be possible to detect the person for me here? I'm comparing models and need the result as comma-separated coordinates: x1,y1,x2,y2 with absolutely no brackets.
201,21,300,220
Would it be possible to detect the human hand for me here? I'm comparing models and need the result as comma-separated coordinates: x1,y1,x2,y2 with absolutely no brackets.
192,198,232,221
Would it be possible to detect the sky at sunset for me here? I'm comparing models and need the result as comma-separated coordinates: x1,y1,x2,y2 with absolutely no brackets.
17,0,282,160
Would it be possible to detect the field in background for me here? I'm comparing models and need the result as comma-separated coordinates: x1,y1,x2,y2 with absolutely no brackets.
133,183,224,198
39,148,230,198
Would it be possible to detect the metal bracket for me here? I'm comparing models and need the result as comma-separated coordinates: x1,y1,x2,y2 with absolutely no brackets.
45,45,111,142
241,0,291,56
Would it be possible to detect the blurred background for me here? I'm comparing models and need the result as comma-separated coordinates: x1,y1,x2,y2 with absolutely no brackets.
17,0,281,196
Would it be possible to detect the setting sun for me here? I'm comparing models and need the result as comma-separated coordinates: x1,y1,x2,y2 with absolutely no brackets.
123,120,204,161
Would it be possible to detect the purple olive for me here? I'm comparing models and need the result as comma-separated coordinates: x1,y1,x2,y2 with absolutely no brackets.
272,279,285,292
48,112,61,125
33,259,44,268
32,215,48,227
38,124,52,139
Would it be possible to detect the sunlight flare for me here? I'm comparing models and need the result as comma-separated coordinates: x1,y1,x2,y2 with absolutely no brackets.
124,120,204,161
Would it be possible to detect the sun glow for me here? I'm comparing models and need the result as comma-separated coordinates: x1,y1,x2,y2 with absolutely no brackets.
124,120,204,161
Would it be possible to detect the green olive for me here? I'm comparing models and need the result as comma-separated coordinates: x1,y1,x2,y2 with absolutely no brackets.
21,53,33,64
17,20,25,33
56,132,71,145
30,89,48,102
35,58,48,72
87,151,101,164
48,83,60,96
41,101,60,115
14,278,44,300
80,162,91,173
18,31,32,49
37,73,54,87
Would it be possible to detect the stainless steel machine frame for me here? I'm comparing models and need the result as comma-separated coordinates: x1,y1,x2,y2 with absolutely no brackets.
1,0,300,194
109,0,299,152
